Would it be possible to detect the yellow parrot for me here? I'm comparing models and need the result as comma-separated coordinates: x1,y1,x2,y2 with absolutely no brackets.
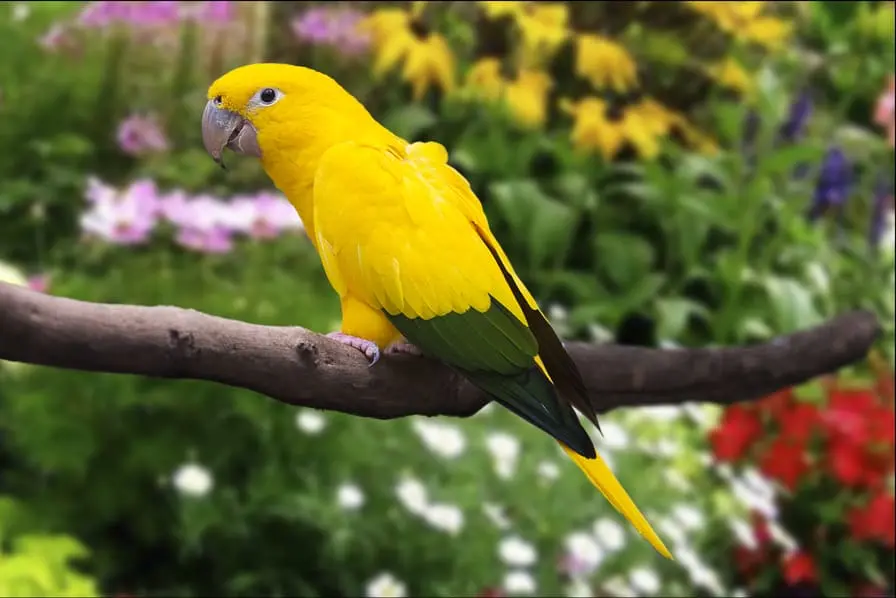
202,63,671,559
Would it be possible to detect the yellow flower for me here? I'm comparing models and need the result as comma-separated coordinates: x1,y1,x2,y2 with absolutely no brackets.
480,1,526,20
561,97,626,160
362,8,456,100
561,96,674,160
741,17,792,50
685,1,790,50
465,57,507,101
401,33,456,101
575,34,639,92
515,3,570,66
706,57,754,95
504,69,553,128
362,9,416,75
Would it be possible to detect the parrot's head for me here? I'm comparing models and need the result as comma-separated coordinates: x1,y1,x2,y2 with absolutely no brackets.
202,63,370,168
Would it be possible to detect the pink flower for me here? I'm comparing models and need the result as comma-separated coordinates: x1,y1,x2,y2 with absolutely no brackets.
163,193,235,254
226,192,303,239
874,76,895,147
291,7,370,56
79,178,159,245
116,114,169,156
27,274,51,294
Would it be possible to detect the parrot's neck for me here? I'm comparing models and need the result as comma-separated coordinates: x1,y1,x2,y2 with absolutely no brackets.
259,109,388,247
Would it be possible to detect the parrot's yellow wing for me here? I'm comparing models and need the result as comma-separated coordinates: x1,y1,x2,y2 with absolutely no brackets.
313,139,671,559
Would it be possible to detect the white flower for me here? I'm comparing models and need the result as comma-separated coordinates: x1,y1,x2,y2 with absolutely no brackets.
653,439,680,457
564,579,592,597
602,577,636,597
410,419,466,460
729,476,778,519
628,567,661,595
295,409,326,434
483,502,512,530
423,502,464,535
768,519,798,554
395,476,429,515
593,518,626,552
498,535,537,567
563,532,604,576
637,405,682,422
365,572,407,598
742,467,777,502
336,483,365,511
662,469,693,492
172,462,213,497
599,420,629,450
729,518,758,550
12,3,30,22
536,460,560,483
503,570,537,595
0,261,27,286
547,303,569,322
672,504,705,531
486,432,520,480
675,546,725,595
656,516,688,548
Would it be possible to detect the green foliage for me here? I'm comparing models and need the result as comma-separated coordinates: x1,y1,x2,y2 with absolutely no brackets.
0,497,100,597
0,1,893,596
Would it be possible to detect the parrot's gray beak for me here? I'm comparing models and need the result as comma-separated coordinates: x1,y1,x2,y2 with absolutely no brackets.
201,99,261,169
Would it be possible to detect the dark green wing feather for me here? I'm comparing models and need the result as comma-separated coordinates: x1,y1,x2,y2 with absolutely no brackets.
389,301,596,458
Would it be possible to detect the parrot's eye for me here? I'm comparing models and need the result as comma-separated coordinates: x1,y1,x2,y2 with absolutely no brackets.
247,87,284,110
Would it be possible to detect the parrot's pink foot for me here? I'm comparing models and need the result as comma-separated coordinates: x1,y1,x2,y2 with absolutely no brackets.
385,342,423,357
326,332,381,366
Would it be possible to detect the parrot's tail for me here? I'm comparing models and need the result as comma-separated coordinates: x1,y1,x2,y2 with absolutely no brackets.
560,442,673,559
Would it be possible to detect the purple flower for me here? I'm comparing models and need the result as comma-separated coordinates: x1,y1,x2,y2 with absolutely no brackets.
869,174,894,249
778,91,813,144
291,7,370,55
195,1,234,23
78,1,182,28
117,113,169,156
807,147,852,222
79,178,159,245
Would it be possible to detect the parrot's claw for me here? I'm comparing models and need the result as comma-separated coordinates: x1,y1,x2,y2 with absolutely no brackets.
326,332,381,366
385,342,423,357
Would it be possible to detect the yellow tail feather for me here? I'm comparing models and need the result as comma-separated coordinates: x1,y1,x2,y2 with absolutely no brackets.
560,442,673,559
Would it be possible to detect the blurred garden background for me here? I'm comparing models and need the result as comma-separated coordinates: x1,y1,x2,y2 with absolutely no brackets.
0,1,894,596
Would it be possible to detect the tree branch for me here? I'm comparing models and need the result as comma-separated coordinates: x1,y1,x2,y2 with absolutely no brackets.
0,281,881,419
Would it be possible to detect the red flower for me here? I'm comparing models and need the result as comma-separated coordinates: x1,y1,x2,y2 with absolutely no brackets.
476,589,506,598
759,438,810,490
710,405,763,462
782,550,817,585
853,583,890,597
734,545,766,579
822,388,877,440
751,510,772,545
821,384,895,487
827,437,869,486
778,402,820,444
757,388,794,417
848,491,896,547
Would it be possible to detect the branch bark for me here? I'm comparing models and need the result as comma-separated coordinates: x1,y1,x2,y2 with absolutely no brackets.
0,281,881,419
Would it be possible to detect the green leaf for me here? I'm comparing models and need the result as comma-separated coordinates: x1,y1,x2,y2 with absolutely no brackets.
762,276,823,333
655,297,709,340
594,232,655,290
381,104,437,141
527,196,577,269
757,144,824,179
